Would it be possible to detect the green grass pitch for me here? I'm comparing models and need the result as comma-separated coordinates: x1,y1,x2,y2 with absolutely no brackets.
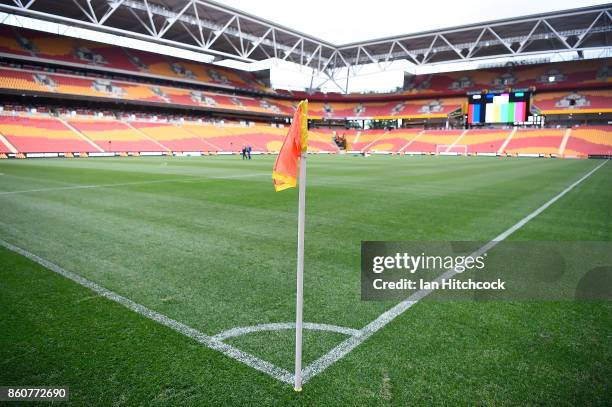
0,155,610,405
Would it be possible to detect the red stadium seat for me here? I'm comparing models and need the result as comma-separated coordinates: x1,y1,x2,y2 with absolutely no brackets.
0,115,100,153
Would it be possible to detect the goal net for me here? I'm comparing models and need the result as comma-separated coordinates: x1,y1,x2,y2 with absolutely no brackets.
436,144,468,156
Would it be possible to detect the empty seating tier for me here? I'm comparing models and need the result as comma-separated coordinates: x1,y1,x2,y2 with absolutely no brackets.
368,129,422,152
505,129,566,155
0,68,292,117
130,122,216,152
460,129,512,154
0,116,97,153
67,119,163,152
533,90,612,114
564,126,612,157
404,130,464,153
0,25,267,92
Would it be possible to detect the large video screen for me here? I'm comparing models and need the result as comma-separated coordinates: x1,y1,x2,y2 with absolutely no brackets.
467,92,529,124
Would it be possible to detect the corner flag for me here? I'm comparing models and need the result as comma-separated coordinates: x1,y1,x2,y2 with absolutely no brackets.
272,100,308,192
272,100,308,391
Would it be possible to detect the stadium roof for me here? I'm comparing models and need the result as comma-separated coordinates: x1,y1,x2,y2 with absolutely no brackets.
1,0,611,72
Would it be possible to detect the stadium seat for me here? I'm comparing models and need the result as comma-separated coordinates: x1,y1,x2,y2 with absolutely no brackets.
564,126,612,157
0,115,100,153
404,130,464,153
182,123,249,152
533,90,612,114
131,122,219,152
367,129,423,152
403,59,610,96
460,129,513,154
0,26,273,92
505,128,566,155
349,129,387,151
67,119,165,152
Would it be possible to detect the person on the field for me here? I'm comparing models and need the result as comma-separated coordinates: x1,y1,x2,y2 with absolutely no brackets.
241,145,247,160
247,145,252,160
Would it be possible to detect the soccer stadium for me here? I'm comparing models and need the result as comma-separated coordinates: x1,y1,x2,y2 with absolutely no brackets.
0,0,610,405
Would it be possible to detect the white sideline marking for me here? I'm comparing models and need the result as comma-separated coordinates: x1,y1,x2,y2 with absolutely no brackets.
214,322,360,341
0,173,268,196
301,159,608,383
0,239,294,385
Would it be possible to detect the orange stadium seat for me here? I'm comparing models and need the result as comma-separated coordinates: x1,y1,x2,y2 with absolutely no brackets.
460,129,512,154
303,129,340,152
0,25,34,57
231,125,287,152
68,119,164,152
404,59,610,96
349,129,387,151
505,128,566,155
404,130,464,153
182,123,249,152
123,48,179,78
0,67,288,116
308,98,463,119
0,26,271,92
0,115,99,153
131,121,219,152
367,129,422,152
564,126,612,157
533,90,612,115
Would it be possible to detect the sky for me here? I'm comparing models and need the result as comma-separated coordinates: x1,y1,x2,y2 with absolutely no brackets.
219,0,609,44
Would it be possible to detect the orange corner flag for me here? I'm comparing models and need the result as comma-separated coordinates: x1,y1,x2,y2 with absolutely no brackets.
272,100,308,192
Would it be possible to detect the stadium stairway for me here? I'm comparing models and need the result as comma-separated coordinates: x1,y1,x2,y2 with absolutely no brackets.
350,131,361,149
456,129,511,155
130,122,218,152
349,130,386,151
67,118,164,152
0,131,18,153
497,128,518,155
367,129,422,152
558,128,572,156
57,118,105,152
443,129,469,153
361,130,390,152
181,123,248,152
124,122,172,152
403,130,464,154
398,130,425,153
0,116,101,153
307,129,348,152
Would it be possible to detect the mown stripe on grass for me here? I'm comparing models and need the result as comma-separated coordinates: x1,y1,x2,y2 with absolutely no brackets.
0,172,268,196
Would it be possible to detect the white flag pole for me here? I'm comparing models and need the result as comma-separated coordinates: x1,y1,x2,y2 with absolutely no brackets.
294,151,307,391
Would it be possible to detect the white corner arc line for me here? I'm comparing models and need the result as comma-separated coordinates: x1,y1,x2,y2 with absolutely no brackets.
0,239,294,385
301,159,608,383
214,322,360,341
